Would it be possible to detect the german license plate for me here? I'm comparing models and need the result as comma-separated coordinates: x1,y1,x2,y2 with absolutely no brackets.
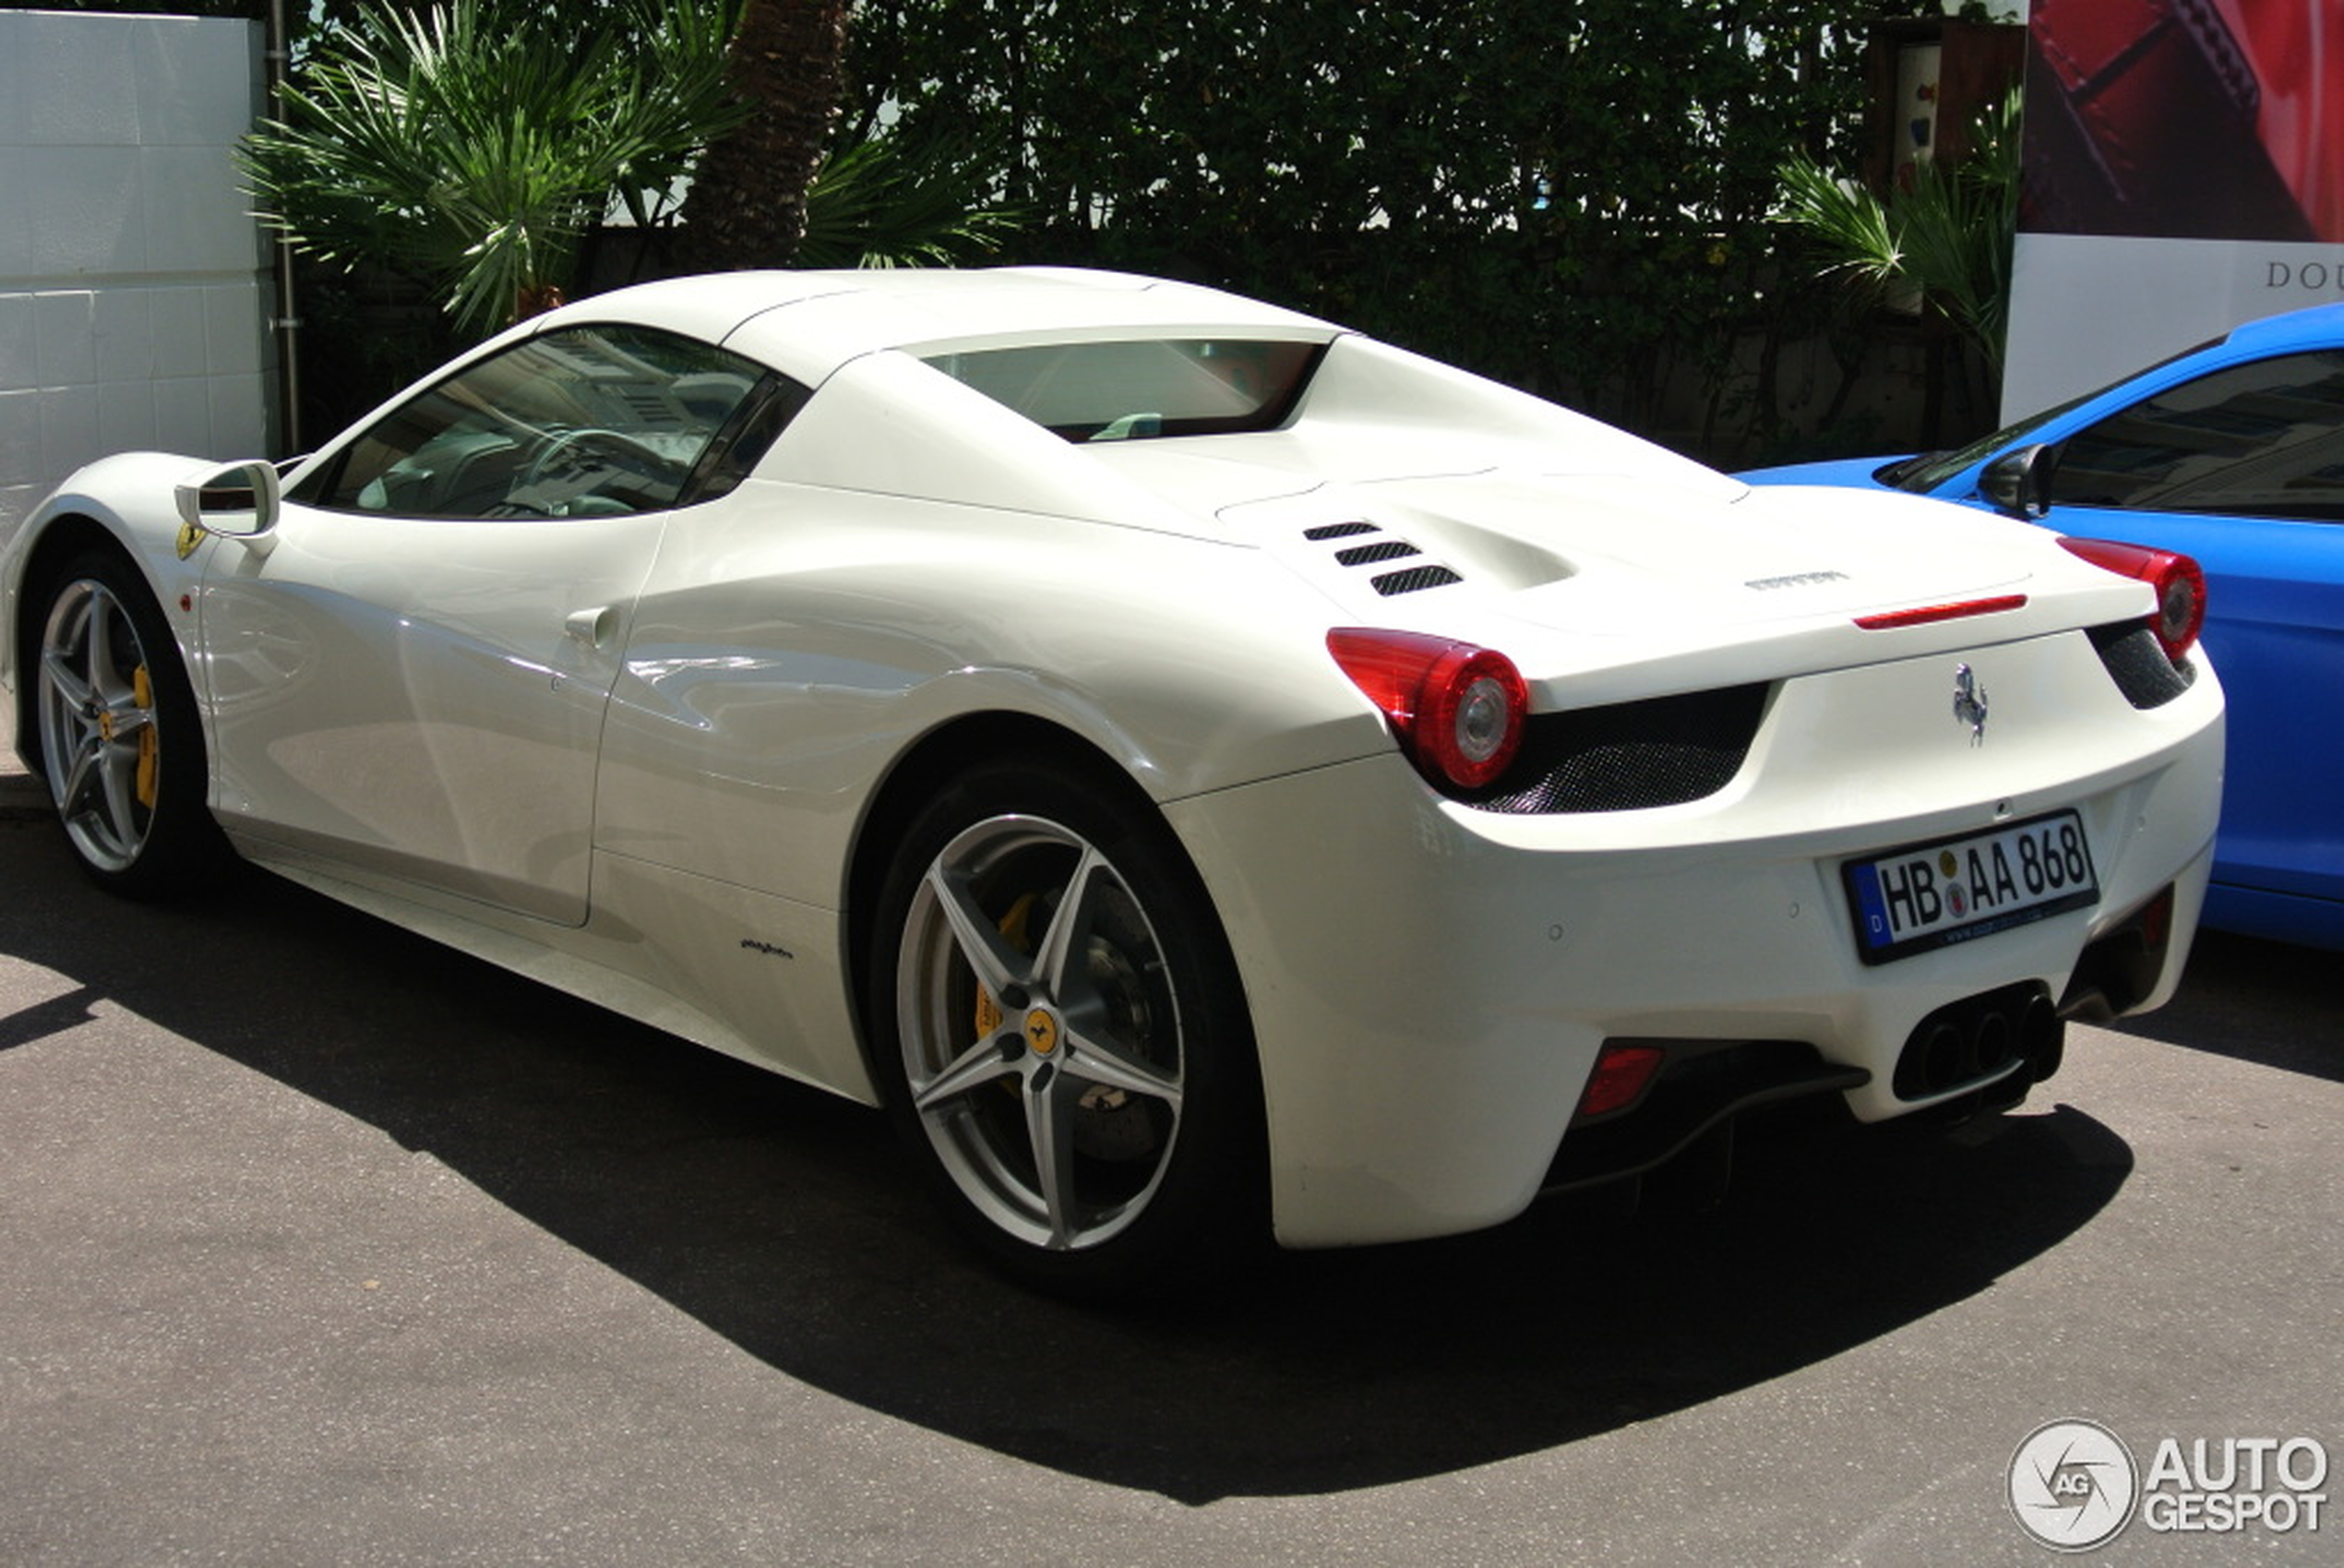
1842,809,2099,965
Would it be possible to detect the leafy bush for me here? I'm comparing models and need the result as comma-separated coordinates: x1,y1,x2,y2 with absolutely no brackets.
849,0,1899,438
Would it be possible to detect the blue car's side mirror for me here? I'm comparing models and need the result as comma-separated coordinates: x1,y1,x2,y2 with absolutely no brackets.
1980,443,2059,521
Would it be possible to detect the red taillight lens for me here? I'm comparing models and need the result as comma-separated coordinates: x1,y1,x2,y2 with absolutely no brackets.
1327,628,1529,790
2059,536,2206,662
1576,1042,1667,1119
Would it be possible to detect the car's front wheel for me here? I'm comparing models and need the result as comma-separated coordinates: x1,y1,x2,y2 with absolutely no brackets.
869,759,1263,1296
31,550,221,895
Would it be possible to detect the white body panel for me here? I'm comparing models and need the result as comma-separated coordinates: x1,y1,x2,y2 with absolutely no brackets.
0,268,2227,1252
201,498,665,922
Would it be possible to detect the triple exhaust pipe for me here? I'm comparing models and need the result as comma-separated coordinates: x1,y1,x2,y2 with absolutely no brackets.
1894,981,2065,1104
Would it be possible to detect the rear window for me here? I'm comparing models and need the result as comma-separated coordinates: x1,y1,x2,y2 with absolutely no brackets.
920,338,1325,442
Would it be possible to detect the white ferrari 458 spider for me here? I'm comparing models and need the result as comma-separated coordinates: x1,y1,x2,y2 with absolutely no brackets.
2,269,2223,1293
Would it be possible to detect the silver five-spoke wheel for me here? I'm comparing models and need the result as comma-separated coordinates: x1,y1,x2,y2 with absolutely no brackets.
30,553,221,895
38,575,162,873
897,813,1187,1251
872,758,1262,1296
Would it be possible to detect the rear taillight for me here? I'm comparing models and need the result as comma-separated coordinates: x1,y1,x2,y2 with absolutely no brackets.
2059,537,2206,662
1327,628,1528,790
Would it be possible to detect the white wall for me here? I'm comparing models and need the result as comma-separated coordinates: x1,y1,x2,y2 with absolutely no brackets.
2000,234,2326,422
0,10,271,547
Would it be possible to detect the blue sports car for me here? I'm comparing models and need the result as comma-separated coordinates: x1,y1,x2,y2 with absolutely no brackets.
1745,303,2344,950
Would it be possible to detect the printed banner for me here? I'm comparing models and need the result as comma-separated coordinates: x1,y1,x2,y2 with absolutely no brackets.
2004,0,2344,416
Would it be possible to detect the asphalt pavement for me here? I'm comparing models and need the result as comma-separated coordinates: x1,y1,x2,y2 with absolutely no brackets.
1,681,2338,1566
0,712,37,810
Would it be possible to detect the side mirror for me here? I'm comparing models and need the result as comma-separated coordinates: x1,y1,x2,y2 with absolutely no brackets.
1979,443,2059,521
174,458,281,544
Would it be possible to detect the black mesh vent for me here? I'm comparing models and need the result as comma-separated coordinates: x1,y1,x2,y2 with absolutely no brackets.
1336,540,1423,566
1372,565,1465,595
1467,683,1771,813
1304,521,1378,541
2088,621,2195,709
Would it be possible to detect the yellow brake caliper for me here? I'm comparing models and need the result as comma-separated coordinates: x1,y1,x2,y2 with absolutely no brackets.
972,892,1039,1043
132,665,158,809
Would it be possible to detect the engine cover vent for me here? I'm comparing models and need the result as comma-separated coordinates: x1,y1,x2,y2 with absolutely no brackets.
1371,565,1465,595
1336,540,1423,567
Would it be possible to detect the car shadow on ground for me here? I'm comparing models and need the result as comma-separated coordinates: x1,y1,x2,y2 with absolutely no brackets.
0,815,2148,1502
2097,928,2343,1084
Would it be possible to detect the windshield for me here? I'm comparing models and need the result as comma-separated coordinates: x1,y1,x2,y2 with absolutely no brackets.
1885,388,2098,493
922,338,1327,442
1888,333,2230,494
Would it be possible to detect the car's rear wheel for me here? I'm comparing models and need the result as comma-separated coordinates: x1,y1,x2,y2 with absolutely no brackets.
32,551,221,895
869,759,1263,1296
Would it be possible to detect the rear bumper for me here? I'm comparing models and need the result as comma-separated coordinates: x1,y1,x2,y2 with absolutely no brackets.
1167,632,2222,1247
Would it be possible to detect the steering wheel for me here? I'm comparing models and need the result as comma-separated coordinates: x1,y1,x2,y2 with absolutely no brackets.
520,426,682,490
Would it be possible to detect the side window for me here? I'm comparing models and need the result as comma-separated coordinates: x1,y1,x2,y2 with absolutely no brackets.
2053,350,2344,520
291,325,795,519
683,375,814,501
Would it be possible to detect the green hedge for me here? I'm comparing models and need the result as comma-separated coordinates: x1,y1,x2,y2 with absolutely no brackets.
850,1,1906,449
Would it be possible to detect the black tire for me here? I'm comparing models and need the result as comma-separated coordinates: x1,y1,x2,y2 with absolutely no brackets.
867,757,1265,1298
30,550,224,896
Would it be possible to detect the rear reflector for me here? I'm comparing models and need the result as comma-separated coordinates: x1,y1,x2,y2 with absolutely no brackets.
1576,1042,1668,1119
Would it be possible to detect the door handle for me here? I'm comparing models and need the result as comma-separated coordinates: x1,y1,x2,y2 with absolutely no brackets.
565,605,617,649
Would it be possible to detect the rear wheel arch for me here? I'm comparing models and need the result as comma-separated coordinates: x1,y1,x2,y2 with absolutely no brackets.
845,713,1179,1074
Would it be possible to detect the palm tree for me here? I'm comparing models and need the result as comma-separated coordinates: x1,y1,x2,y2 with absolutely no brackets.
795,131,1024,269
683,0,853,269
1776,89,2023,373
241,0,748,333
